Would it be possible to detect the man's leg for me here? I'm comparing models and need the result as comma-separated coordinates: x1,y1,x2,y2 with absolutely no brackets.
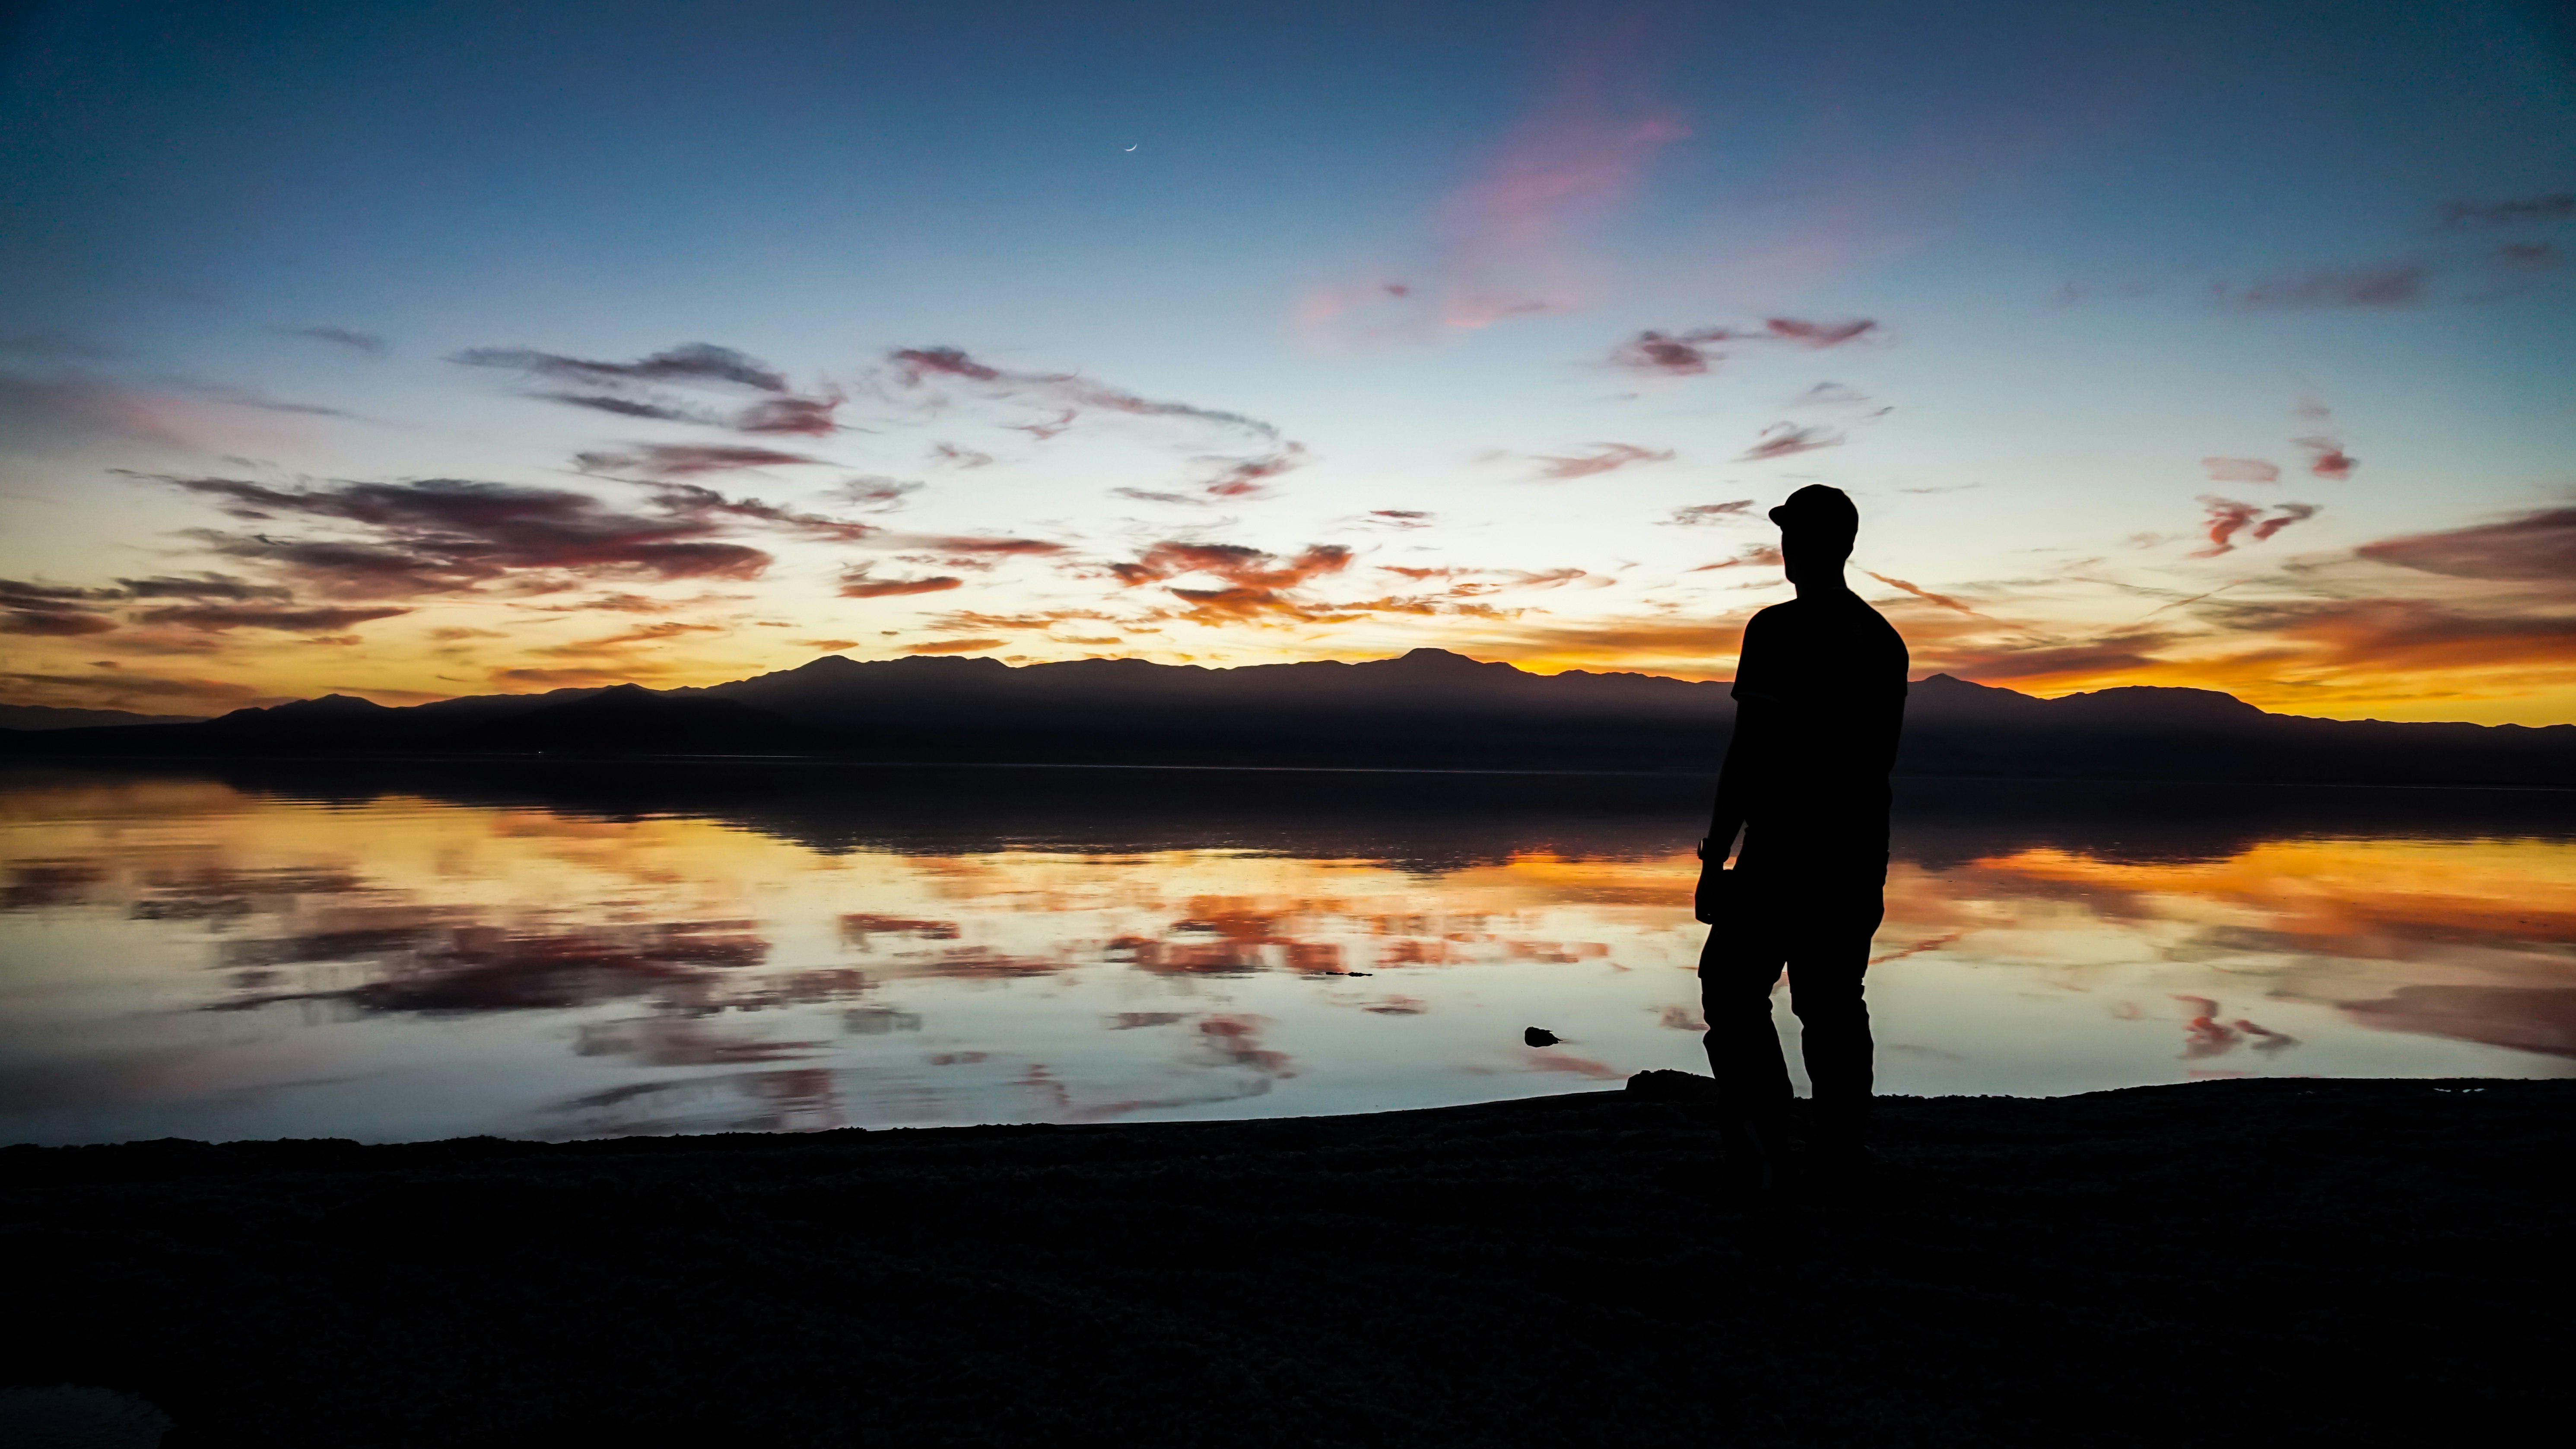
1698,923,1792,1185
1784,881,1885,1169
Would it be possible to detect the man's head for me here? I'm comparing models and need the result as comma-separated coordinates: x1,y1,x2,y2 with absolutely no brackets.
1769,484,1858,592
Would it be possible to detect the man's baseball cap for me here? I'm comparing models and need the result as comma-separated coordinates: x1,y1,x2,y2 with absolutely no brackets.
1768,483,1859,539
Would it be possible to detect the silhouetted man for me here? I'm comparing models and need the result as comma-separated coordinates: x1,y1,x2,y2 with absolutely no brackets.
1695,484,1907,1189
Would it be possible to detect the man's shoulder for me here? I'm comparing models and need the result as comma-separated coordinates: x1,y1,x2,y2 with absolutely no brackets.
1745,599,1803,632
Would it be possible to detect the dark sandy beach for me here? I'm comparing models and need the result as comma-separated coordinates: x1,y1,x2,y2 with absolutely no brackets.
6,1076,2570,1446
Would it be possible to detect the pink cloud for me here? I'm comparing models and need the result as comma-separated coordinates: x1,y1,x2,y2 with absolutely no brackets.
2191,499,2320,556
1532,442,1674,480
2250,502,2320,543
2192,498,2263,557
2297,435,2357,480
2201,457,2280,484
1200,443,1308,499
1737,423,1842,461
1010,408,1077,441
1607,319,1878,378
1609,328,1731,376
1435,99,1688,330
838,566,963,599
1861,571,1981,616
1762,317,1876,346
1692,545,1783,572
1300,16,1687,340
573,444,827,480
1661,500,1755,526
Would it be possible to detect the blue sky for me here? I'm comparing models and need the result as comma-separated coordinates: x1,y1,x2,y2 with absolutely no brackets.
2,0,2572,721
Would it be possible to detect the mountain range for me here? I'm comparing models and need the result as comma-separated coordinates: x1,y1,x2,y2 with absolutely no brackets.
3,649,2570,786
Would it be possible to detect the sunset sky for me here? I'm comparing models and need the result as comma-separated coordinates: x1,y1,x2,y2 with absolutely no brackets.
1,0,2571,724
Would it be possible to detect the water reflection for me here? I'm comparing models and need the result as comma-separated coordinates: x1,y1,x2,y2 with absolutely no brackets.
0,763,2568,1144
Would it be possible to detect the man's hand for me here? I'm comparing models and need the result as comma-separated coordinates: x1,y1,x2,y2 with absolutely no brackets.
1693,837,1732,925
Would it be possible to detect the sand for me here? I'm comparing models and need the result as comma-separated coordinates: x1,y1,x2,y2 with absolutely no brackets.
4,1076,2570,1446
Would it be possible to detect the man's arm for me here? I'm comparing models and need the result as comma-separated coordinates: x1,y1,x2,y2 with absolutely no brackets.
1696,695,1773,922
1702,694,1773,864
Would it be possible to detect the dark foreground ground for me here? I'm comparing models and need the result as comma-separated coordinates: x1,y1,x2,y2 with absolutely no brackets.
5,1077,2571,1447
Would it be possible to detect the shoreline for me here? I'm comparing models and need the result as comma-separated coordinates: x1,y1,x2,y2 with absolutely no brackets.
10,752,2576,792
8,1076,2570,1445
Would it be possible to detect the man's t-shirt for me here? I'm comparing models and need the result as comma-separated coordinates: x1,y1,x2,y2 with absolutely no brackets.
1730,591,1909,856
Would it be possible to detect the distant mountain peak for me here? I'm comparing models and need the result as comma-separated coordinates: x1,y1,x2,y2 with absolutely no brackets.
1389,647,1517,672
2051,683,2265,720
254,693,392,718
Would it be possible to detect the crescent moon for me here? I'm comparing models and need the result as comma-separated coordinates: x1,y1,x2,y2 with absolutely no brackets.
1124,144,1138,152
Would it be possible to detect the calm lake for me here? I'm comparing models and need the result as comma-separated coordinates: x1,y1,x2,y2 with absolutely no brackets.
2,760,2570,1145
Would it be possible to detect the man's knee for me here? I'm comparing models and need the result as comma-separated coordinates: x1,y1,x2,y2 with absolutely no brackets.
1699,958,1782,1014
1786,966,1868,1025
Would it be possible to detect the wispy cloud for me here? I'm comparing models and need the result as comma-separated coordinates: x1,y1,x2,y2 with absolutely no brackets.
285,326,388,358
1105,540,1357,626
2296,435,2356,480
889,346,1281,442
1737,423,1841,461
2439,192,2575,227
526,620,722,660
0,667,285,711
132,604,410,634
1297,13,1686,339
888,344,1302,497
2218,261,2427,310
2202,597,2576,675
1531,442,1674,480
1861,570,1982,616
1690,545,1784,572
1660,500,1755,526
453,342,844,435
2192,498,2264,557
826,477,922,512
1760,317,1877,347
1606,317,1879,378
1609,328,1730,376
884,534,1070,561
838,566,963,599
2357,505,2575,596
459,342,786,391
0,372,283,452
1358,508,1435,530
0,578,121,636
574,443,827,479
1199,443,1308,499
1010,408,1077,441
147,474,781,598
2192,497,2319,557
2200,457,2279,484
2250,502,2320,543
2497,240,2558,270
113,573,292,603
1931,630,2180,686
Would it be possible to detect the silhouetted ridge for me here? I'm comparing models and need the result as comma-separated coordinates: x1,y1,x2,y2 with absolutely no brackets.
0,704,210,731
445,685,828,756
2,652,2568,784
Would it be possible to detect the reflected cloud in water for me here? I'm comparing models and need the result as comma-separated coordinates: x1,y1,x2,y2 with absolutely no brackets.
0,763,2568,1144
